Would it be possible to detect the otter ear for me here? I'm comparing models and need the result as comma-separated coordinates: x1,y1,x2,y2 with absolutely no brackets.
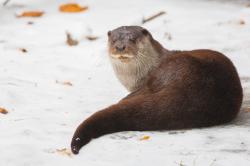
141,29,149,36
107,31,111,37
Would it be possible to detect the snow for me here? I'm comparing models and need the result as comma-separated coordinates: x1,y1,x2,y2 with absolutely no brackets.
0,0,250,165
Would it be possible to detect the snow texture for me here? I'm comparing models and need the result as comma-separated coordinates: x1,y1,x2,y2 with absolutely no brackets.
0,0,250,165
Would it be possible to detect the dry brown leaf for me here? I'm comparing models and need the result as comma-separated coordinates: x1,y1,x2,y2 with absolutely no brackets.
0,107,8,114
27,21,34,25
139,135,150,141
66,32,78,46
56,148,72,157
86,35,99,41
56,80,73,86
19,48,27,53
239,19,245,25
17,11,44,18
62,81,73,86
59,3,88,13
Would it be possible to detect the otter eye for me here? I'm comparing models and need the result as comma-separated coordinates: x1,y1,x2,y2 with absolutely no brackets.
129,38,136,43
111,39,116,44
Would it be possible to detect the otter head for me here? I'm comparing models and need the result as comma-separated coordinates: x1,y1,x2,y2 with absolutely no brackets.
107,26,153,63
107,26,165,92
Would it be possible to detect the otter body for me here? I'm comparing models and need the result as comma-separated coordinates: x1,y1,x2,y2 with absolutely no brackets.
71,26,243,154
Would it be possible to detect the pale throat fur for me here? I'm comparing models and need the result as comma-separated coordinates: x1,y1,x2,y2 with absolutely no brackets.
109,37,161,92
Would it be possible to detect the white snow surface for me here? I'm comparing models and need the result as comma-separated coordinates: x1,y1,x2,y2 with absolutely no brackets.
0,0,250,165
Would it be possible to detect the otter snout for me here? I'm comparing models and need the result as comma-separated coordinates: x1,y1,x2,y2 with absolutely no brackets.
115,45,126,52
109,42,134,62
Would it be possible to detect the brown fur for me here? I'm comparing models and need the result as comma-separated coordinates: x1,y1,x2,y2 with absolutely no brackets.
71,26,243,154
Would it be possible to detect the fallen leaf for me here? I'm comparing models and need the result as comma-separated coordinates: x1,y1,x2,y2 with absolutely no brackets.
56,148,72,157
27,21,34,25
239,19,245,25
56,80,73,86
139,135,150,141
59,3,88,13
63,81,73,86
66,32,78,46
86,35,99,41
0,107,8,114
19,48,27,53
17,11,44,18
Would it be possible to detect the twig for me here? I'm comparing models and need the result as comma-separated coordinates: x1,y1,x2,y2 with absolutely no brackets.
66,32,78,46
142,11,166,24
86,35,99,41
3,0,11,6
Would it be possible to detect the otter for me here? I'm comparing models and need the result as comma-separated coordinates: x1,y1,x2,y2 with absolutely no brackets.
71,26,243,154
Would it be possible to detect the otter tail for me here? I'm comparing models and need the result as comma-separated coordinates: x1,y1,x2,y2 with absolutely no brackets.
71,95,174,154
71,92,209,154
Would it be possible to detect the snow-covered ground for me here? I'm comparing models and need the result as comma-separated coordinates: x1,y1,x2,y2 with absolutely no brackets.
0,0,250,165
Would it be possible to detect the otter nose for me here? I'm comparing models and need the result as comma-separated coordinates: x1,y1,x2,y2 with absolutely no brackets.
115,45,126,52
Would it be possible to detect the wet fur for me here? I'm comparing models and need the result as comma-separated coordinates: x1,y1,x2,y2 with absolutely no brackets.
71,26,243,154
